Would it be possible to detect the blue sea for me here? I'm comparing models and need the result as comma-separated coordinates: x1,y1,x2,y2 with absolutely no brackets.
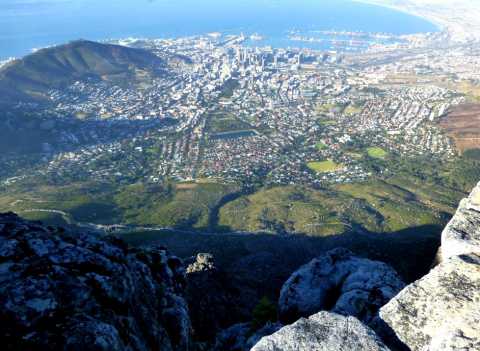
0,0,438,60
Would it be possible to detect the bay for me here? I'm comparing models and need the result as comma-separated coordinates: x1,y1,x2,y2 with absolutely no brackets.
0,0,438,59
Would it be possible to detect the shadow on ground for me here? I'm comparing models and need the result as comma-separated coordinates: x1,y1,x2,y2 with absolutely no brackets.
120,224,441,348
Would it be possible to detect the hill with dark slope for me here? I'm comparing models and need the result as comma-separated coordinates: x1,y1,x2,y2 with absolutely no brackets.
0,40,168,104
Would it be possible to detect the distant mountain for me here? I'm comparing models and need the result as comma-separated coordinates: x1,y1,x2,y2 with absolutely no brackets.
0,40,168,104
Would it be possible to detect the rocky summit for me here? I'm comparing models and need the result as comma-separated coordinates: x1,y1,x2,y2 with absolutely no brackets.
0,212,190,351
380,181,480,351
251,311,390,351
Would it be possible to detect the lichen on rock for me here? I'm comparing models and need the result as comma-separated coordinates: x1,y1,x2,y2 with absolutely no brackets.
278,248,405,327
251,311,391,351
380,181,480,351
0,212,191,351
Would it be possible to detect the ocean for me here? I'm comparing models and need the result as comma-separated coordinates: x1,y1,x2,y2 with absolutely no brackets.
0,0,438,60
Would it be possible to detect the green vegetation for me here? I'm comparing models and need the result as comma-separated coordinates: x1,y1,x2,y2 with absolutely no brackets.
317,119,337,126
219,186,352,235
315,141,327,150
217,181,452,235
0,182,120,224
383,155,480,194
307,160,343,173
0,180,239,231
344,103,363,115
207,113,253,134
315,102,344,114
367,147,388,159
315,103,335,113
219,78,240,98
115,181,238,229
450,80,480,102
346,151,363,160
251,297,277,330
2,154,478,239
216,155,480,236
336,181,443,232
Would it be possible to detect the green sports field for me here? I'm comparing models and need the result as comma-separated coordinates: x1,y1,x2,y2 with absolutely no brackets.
307,160,343,173
367,147,388,159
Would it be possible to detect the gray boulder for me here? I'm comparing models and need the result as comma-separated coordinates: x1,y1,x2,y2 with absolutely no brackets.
380,254,480,351
441,182,480,260
278,248,405,326
251,311,390,351
0,212,191,351
380,181,480,351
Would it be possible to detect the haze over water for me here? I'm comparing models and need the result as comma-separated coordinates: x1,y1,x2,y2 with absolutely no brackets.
0,0,438,60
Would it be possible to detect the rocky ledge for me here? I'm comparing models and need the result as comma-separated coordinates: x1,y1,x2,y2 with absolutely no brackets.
380,182,480,351
0,212,191,351
441,182,480,260
251,311,390,351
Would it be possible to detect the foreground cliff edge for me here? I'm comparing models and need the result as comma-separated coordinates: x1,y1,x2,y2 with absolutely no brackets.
0,212,191,351
379,181,480,351
1,181,479,350
251,182,480,351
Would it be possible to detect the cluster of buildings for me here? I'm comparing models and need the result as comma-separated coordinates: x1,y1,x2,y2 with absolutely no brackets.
2,31,476,188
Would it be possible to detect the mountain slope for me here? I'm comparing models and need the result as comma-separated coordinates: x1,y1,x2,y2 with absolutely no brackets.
0,40,168,103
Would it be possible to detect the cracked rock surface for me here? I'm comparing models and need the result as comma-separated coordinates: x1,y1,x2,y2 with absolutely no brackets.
381,182,480,351
251,311,391,351
0,212,191,351
278,248,405,327
441,182,480,260
381,254,480,351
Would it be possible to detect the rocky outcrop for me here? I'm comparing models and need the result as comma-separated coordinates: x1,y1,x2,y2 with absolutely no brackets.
380,254,480,351
440,182,480,260
251,311,391,351
278,248,405,326
380,182,480,351
186,253,216,274
0,212,191,351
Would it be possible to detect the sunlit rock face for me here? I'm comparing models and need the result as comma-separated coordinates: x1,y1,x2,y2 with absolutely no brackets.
251,311,391,351
0,212,191,351
441,182,480,260
381,182,480,351
380,254,480,351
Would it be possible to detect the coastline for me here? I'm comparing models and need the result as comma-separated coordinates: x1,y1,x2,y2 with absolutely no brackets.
352,0,444,32
353,0,480,42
